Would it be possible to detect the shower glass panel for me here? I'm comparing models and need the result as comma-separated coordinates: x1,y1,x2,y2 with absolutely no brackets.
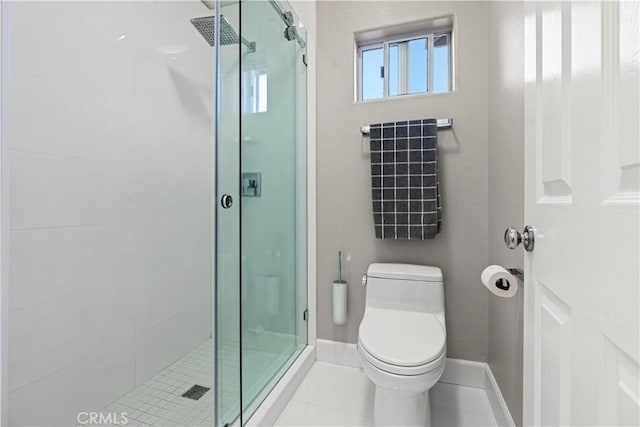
239,0,307,420
215,0,307,425
215,2,242,425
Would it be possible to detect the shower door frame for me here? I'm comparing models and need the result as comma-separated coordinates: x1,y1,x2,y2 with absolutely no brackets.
0,2,8,425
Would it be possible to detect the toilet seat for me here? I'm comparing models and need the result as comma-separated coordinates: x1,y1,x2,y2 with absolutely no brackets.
358,308,446,376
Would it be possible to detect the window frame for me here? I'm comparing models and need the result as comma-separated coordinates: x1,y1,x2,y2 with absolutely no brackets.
356,28,452,102
356,42,385,102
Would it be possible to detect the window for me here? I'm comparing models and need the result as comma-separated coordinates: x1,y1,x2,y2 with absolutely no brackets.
357,29,452,101
242,69,268,114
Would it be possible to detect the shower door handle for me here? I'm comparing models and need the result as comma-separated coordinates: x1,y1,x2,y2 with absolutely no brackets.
220,194,233,209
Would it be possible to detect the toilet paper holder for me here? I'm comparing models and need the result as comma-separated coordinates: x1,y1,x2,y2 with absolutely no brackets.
506,268,524,282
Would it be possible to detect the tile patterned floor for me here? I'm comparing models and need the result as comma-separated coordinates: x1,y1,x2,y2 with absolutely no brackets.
99,339,291,427
275,361,499,427
97,349,499,427
102,340,216,427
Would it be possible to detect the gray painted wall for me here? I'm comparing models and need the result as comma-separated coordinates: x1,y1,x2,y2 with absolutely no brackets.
316,1,489,362
487,2,524,425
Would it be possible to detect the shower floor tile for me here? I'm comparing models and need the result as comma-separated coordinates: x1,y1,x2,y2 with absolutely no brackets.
102,339,216,427
98,338,291,427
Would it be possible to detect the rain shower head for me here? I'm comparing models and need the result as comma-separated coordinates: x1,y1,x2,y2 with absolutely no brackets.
190,15,256,52
190,15,235,46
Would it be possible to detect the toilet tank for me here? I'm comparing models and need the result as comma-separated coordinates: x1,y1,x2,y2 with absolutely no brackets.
365,263,444,316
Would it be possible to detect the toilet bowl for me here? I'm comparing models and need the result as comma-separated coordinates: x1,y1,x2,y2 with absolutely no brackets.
358,264,446,426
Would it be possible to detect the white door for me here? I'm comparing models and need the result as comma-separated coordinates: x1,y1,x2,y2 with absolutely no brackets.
523,1,639,426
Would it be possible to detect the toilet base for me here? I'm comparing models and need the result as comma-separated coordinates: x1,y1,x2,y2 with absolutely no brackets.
373,386,431,426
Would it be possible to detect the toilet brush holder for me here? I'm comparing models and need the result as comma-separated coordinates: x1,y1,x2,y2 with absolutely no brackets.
333,280,347,325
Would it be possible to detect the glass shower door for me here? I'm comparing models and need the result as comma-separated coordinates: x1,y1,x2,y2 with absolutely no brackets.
239,0,307,421
215,0,307,425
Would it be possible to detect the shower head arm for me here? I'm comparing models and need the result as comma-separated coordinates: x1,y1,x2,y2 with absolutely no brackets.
240,36,256,53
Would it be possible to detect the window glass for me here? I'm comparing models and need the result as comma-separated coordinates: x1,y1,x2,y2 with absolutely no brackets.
362,47,384,100
433,34,450,93
408,38,427,94
242,69,268,114
258,73,268,112
388,44,399,96
357,29,451,101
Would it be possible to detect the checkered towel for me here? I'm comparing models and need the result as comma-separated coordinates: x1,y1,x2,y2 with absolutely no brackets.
369,119,441,239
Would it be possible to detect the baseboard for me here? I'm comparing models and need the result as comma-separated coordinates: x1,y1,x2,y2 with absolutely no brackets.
441,358,515,426
316,338,360,368
315,339,515,427
484,365,516,427
439,358,487,388
246,345,316,427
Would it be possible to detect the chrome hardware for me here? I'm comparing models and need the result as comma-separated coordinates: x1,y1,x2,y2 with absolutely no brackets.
504,228,520,249
283,11,295,26
220,194,233,209
241,172,262,197
283,24,306,48
504,225,535,252
284,25,297,41
507,268,524,281
360,118,453,136
361,274,368,287
267,0,305,48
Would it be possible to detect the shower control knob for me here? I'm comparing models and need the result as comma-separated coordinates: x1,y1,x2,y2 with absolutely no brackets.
220,194,233,209
504,225,535,252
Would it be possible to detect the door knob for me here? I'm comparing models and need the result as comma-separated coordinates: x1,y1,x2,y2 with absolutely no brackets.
504,225,535,252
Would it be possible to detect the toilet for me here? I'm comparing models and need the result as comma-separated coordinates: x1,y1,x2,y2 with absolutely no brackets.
358,263,446,426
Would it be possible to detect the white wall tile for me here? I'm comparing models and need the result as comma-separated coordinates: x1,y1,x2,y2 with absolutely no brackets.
9,151,131,230
132,221,211,331
135,303,210,386
8,224,135,391
8,293,135,393
6,0,214,424
9,224,133,311
8,337,135,426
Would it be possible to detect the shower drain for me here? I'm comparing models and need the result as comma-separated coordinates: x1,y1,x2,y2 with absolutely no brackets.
182,384,210,400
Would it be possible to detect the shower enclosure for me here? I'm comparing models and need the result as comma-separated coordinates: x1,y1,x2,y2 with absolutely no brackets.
2,0,307,425
214,0,308,425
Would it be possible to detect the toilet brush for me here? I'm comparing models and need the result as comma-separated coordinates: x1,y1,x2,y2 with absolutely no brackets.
333,251,347,325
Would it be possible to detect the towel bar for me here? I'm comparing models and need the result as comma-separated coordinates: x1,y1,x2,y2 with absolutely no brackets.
360,118,453,135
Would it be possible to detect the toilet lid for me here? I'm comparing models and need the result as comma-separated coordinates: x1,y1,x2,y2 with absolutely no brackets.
359,309,446,367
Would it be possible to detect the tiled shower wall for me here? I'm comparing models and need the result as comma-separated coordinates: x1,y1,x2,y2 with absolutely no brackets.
5,1,213,425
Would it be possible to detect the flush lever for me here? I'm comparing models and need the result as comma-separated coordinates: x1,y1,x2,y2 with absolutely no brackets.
504,225,535,252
